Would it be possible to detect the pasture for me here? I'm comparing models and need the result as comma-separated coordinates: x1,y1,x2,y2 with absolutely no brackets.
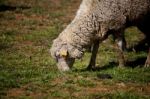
0,0,150,98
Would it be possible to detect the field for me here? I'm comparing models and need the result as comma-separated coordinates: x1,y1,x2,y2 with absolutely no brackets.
0,0,150,98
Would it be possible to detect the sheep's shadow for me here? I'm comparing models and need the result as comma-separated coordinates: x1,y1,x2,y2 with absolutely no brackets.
126,57,146,68
90,62,118,71
95,56,146,70
0,4,30,12
74,62,117,72
82,57,146,72
76,57,147,72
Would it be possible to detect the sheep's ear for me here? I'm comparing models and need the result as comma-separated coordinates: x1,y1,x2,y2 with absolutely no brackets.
60,50,68,57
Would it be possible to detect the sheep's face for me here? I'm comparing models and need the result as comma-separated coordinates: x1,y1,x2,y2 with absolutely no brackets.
50,39,75,71
55,49,75,71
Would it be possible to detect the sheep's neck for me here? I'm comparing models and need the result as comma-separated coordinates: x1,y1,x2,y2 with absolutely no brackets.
61,14,100,51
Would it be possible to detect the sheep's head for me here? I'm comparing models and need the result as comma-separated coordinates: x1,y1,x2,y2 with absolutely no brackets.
50,38,77,71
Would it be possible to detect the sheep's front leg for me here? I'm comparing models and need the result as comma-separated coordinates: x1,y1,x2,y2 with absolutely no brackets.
113,32,126,68
87,40,100,70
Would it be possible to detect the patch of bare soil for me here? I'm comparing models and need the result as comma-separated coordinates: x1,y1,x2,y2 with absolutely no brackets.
7,83,46,98
50,77,150,97
49,0,61,6
84,82,150,96
69,83,150,98
0,0,81,32
6,77,150,98
7,88,25,97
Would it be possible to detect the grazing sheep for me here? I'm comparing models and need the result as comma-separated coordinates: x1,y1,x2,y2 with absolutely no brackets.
50,0,150,71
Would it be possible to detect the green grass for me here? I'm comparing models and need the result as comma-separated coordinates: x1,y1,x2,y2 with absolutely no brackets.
88,91,149,99
0,0,150,99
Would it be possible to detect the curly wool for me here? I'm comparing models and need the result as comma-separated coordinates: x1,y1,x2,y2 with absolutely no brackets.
51,0,150,59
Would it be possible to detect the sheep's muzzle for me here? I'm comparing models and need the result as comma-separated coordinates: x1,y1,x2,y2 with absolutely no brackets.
57,57,75,71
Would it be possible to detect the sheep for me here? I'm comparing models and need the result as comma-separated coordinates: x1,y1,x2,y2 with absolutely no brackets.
50,0,150,71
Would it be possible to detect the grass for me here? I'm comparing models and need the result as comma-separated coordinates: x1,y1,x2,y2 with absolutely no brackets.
0,0,150,99
88,91,149,99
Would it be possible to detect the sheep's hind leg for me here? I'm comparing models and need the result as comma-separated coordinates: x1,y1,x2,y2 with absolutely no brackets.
145,48,150,67
144,31,150,67
116,41,126,68
144,33,150,67
137,15,150,67
87,40,100,70
113,31,126,68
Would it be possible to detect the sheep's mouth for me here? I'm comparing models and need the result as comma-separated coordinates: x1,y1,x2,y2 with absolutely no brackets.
57,57,75,71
